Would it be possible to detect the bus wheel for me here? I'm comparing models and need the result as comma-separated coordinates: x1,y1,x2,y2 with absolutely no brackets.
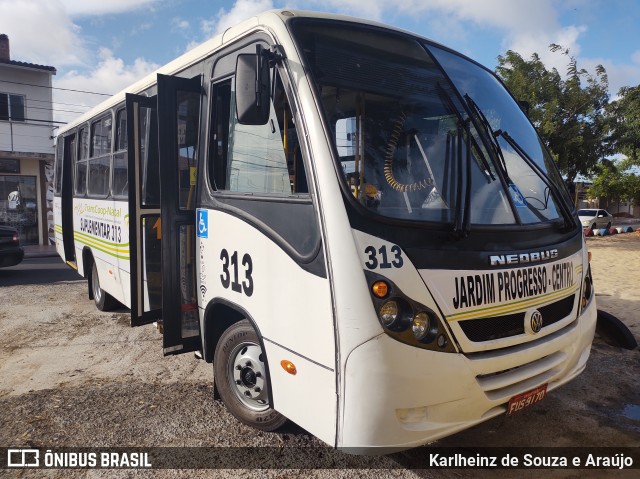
214,320,286,431
91,262,116,311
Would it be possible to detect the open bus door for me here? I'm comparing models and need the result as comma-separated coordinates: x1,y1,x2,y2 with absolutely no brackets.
127,93,162,326
157,73,202,355
61,134,76,265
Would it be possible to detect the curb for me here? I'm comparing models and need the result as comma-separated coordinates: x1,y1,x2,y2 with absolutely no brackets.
23,246,58,259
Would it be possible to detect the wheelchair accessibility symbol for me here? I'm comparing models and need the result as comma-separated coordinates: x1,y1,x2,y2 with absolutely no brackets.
197,209,208,238
508,182,526,208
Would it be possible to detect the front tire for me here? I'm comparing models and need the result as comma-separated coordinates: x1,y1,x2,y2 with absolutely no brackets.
214,320,286,431
91,261,116,311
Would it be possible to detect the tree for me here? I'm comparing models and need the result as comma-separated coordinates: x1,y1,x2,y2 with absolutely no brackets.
495,46,609,183
607,85,640,165
622,171,640,208
588,158,640,210
587,161,624,209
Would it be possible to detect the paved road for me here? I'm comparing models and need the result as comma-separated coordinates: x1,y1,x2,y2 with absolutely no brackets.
0,256,82,287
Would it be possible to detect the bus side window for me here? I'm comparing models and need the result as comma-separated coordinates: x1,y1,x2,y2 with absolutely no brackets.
112,108,128,199
210,80,232,190
75,126,88,197
87,115,112,198
273,72,307,194
140,105,160,206
209,70,308,195
177,90,200,210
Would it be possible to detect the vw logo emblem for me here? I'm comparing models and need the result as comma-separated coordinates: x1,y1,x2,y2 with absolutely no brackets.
530,310,544,334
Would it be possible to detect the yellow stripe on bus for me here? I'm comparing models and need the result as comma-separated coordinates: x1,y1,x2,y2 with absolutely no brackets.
54,225,131,260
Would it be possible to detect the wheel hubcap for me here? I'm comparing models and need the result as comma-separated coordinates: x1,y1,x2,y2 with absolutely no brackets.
228,342,268,411
92,266,102,303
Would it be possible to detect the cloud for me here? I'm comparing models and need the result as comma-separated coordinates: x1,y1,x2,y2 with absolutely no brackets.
1,0,163,125
0,0,88,67
201,0,275,38
508,25,587,75
172,18,191,32
581,57,640,98
0,0,165,67
59,0,160,16
53,48,159,123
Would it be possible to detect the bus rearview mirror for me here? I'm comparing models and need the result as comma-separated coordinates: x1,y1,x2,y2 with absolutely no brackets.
235,52,270,125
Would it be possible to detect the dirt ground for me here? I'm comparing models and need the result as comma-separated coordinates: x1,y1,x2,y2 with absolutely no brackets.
0,235,638,478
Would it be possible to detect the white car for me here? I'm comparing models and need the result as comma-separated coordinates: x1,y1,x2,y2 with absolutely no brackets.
577,209,613,230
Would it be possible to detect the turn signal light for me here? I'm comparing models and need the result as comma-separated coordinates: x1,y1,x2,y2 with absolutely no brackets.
588,251,592,262
371,281,389,298
281,360,297,375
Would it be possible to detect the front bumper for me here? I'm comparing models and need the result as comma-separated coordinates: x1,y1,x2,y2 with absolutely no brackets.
339,298,597,450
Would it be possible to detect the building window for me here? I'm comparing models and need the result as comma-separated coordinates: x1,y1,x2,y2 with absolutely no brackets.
0,93,26,121
0,159,20,174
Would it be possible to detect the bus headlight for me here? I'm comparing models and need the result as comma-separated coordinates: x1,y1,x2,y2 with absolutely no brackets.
379,300,399,327
378,299,411,331
412,312,430,340
366,271,455,352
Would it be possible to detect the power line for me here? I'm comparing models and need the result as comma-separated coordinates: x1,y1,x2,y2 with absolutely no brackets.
26,104,87,114
0,131,56,140
2,117,68,125
0,79,112,96
27,98,92,109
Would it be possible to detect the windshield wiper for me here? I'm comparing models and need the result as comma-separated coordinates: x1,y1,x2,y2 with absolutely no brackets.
436,84,473,240
454,119,472,238
464,95,509,180
493,129,577,231
465,94,551,224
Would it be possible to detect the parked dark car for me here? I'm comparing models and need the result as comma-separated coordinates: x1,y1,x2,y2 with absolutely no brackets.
0,225,24,267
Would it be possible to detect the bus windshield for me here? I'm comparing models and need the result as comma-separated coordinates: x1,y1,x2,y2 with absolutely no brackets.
291,20,570,226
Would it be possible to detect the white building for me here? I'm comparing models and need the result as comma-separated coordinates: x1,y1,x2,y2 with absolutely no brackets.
0,33,56,245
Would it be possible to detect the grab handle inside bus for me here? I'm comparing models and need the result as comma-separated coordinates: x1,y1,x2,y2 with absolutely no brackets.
235,47,271,125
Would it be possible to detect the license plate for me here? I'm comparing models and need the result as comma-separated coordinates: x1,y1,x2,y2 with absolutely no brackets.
506,384,547,416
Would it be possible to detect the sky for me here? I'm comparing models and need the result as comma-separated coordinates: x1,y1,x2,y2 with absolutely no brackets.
1,0,639,126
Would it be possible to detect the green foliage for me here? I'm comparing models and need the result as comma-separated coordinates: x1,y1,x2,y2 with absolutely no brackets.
495,46,609,183
587,162,623,202
607,85,640,165
588,159,640,206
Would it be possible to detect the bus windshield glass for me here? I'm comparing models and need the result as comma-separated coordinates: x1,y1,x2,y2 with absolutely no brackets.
291,20,570,226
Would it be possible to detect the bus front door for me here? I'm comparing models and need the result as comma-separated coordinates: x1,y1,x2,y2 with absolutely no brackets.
126,93,162,326
157,73,202,355
61,134,76,264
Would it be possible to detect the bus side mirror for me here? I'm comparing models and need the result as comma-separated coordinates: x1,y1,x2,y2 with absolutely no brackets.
518,100,531,115
235,50,270,125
